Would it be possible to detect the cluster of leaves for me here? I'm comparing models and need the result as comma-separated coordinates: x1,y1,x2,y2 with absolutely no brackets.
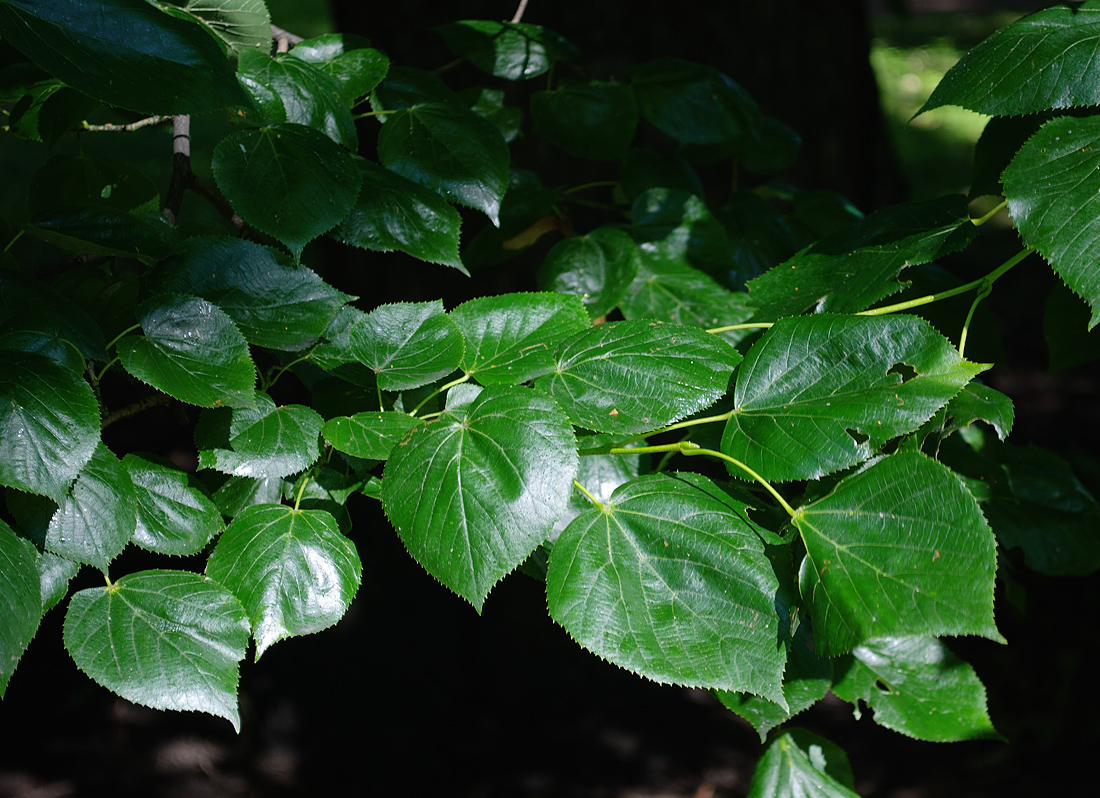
2,0,1100,793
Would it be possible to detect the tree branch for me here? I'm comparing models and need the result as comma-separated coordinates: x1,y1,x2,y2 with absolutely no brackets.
511,0,530,23
162,115,190,224
81,116,171,132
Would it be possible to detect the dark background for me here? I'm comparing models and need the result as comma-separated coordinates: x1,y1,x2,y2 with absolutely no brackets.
4,1,1099,796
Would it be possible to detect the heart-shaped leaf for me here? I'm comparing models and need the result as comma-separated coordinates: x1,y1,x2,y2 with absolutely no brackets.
64,569,250,730
537,226,641,319
123,453,225,556
196,395,323,479
206,504,361,659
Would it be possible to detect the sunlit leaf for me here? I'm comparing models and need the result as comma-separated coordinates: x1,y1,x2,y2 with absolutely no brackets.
124,453,225,555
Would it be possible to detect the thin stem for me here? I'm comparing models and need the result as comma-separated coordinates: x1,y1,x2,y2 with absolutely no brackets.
104,323,142,354
958,282,992,358
577,411,733,455
411,373,471,416
163,115,190,223
573,480,603,510
81,116,171,132
971,199,1008,227
94,356,120,384
270,25,304,46
4,229,25,252
101,394,173,429
857,247,1031,318
264,354,312,392
681,447,796,517
511,0,530,23
293,474,311,512
353,109,397,120
563,181,619,195
707,321,773,334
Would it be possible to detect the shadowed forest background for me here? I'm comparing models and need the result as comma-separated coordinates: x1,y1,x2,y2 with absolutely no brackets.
3,1,1099,796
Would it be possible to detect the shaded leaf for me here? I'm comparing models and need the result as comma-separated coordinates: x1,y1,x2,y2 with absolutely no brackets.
206,504,361,659
124,453,225,556
630,188,736,279
160,0,271,57
118,294,256,409
0,275,106,364
531,80,638,161
63,569,250,730
28,207,178,264
212,475,289,517
722,314,984,482
382,385,577,610
537,226,641,319
630,58,757,145
794,452,1002,657
831,636,999,742
287,35,388,103
547,472,785,702
435,20,577,80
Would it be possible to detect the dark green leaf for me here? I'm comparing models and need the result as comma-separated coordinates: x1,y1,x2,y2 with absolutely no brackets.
715,191,801,290
460,86,523,144
123,453,225,556
6,79,99,145
0,274,107,363
288,35,388,103
0,350,100,501
196,395,323,479
28,207,178,264
161,0,271,58
39,551,80,614
630,59,757,145
535,320,742,434
554,432,644,539
212,475,289,517
332,158,466,272
1003,116,1100,328
45,443,135,570
382,385,578,610
795,452,1002,657
155,237,352,351
831,636,999,742
206,504,361,659
537,226,641,319
971,114,1052,199
28,154,160,217
939,382,1014,442
0,0,252,114
747,196,978,320
322,411,423,460
547,472,785,701
64,569,250,730
0,519,41,696
630,188,737,279
619,256,754,347
722,314,984,482
920,3,1100,117
618,148,705,204
118,294,256,409
530,80,638,161
212,123,361,259
748,729,859,798
237,49,357,147
378,102,509,225
371,66,462,112
450,292,591,385
435,20,577,81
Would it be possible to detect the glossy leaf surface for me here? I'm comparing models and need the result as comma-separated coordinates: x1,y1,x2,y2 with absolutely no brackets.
64,570,250,730
748,729,860,798
547,472,785,702
0,350,100,501
723,314,984,482
535,320,742,434
831,636,999,742
346,301,464,391
1003,116,1100,328
382,386,577,610
323,411,423,460
0,519,40,696
163,0,271,57
206,504,361,659
118,294,256,409
435,20,577,80
124,453,224,556
537,227,641,319
794,453,1001,657
196,396,323,479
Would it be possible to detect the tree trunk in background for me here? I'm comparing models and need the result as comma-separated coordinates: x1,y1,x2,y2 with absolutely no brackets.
332,0,908,211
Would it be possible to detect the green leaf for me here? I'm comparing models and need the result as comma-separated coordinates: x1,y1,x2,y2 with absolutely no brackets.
747,196,979,320
287,35,388,103
547,472,785,702
723,314,984,482
920,3,1100,117
160,0,269,57
715,192,803,289
530,80,638,161
382,385,578,610
619,256,754,347
332,158,466,272
118,294,256,409
630,58,759,146
450,292,591,385
0,519,41,696
831,636,999,742
0,350,100,501
460,86,523,144
716,636,833,741
434,20,578,81
5,78,100,146
0,272,108,362
155,237,352,351
63,569,250,730
554,432,644,539
206,504,361,659
378,102,510,226
630,188,737,279
537,226,641,319
748,729,860,798
123,453,225,556
237,49,357,148
340,300,464,391
28,207,178,264
0,0,252,114
196,395,323,479
938,382,1014,442
619,148,705,205
28,154,160,217
794,452,1002,657
45,443,136,570
322,411,424,460
39,551,80,615
535,320,742,434
212,123,361,260
371,66,462,112
1003,116,1100,328
212,475,289,517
